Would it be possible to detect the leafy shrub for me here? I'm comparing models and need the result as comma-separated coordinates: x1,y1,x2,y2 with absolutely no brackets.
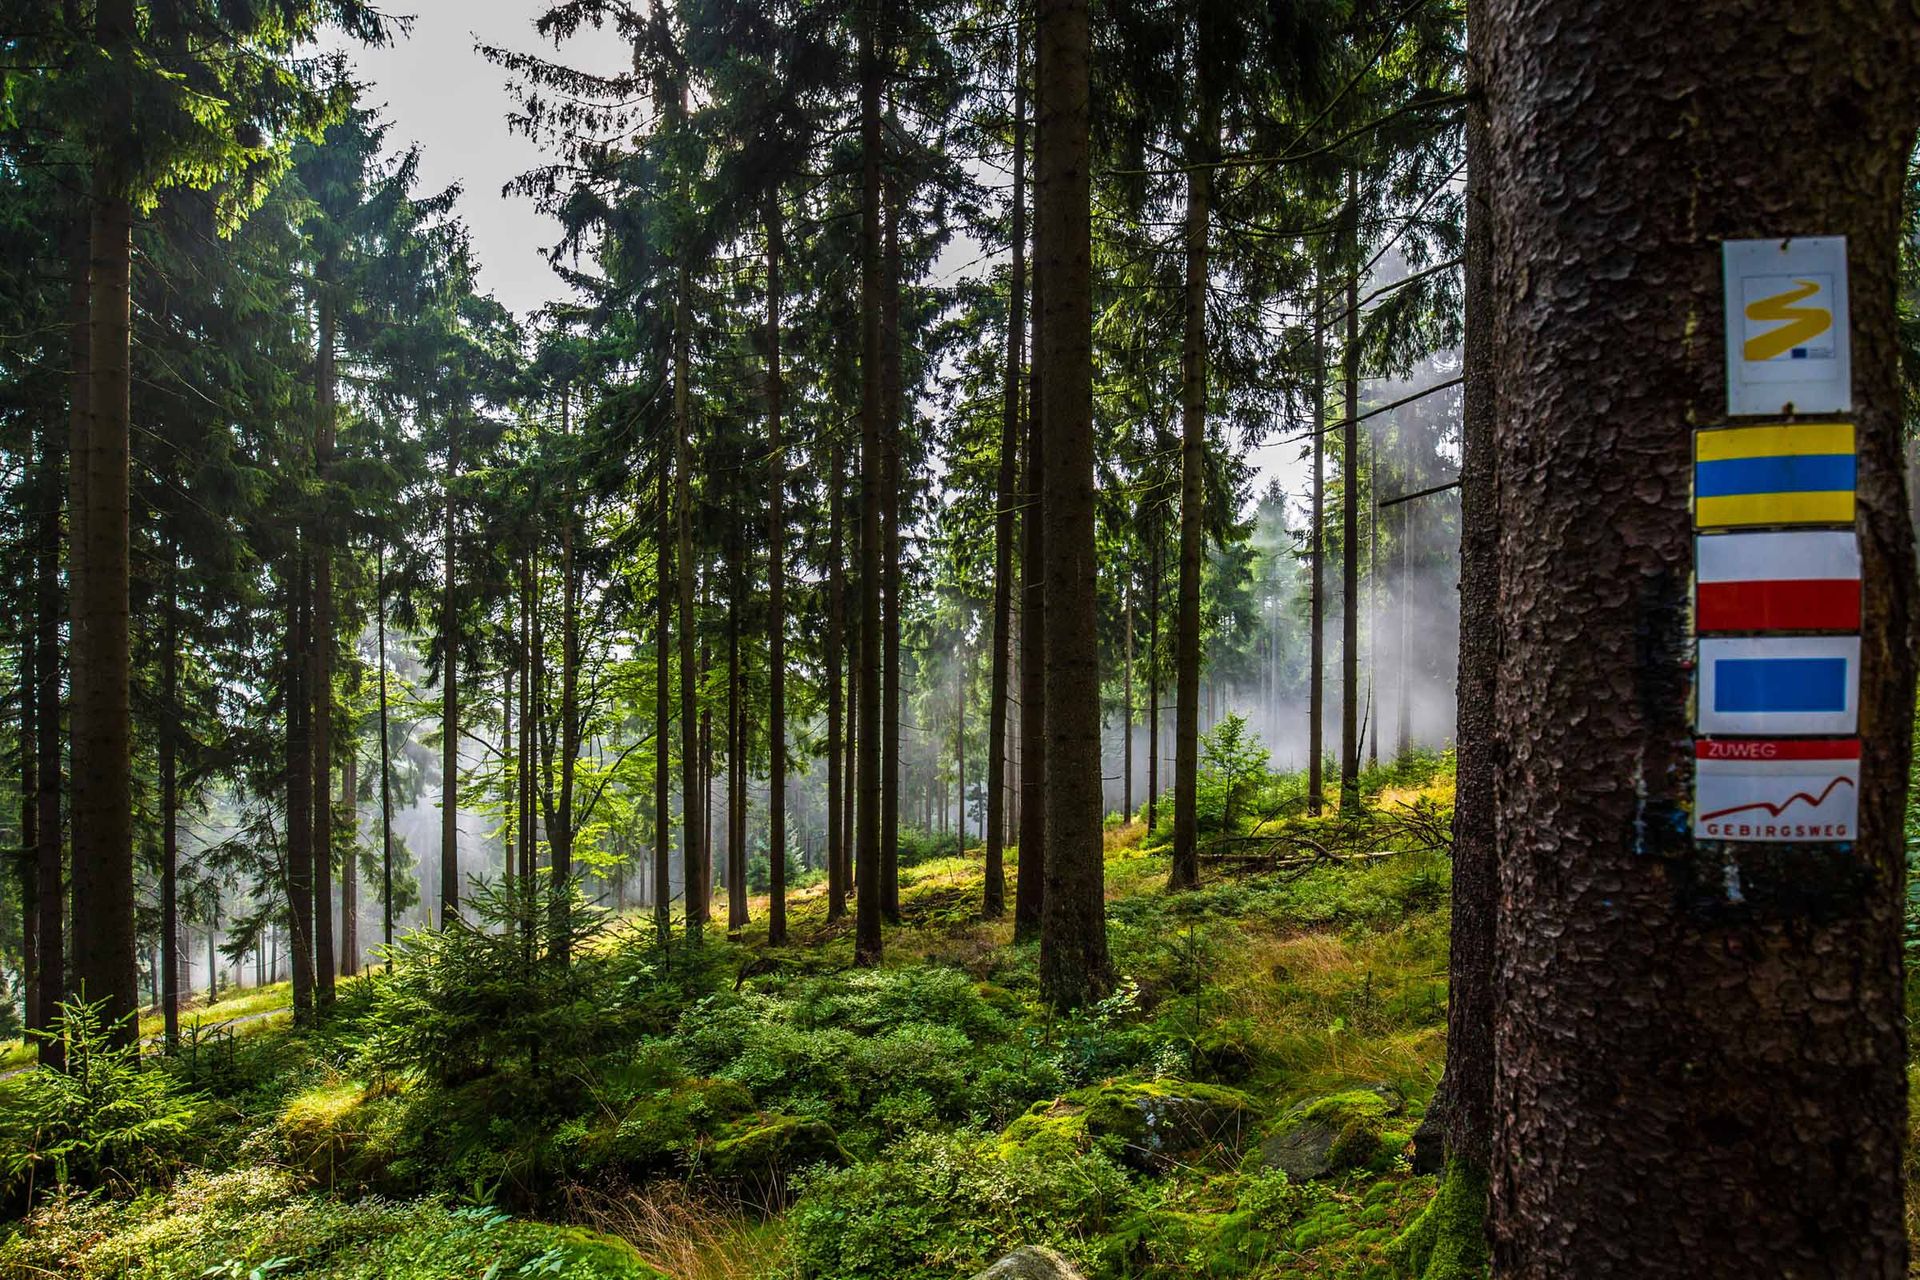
1197,714,1273,833
787,1129,1132,1280
0,996,204,1205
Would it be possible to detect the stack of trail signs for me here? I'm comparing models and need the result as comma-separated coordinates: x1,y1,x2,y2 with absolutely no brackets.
1692,238,1859,844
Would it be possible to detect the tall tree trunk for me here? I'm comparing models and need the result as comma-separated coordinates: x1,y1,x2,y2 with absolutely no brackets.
726,535,744,933
312,271,336,1011
854,3,886,965
655,432,672,941
1034,0,1108,1010
1483,3,1918,1274
1307,284,1326,815
160,551,179,1050
766,193,789,946
340,746,356,975
1398,9,1494,1260
18,610,39,1039
286,554,315,1024
986,26,1026,920
1014,263,1047,940
1146,514,1160,832
826,438,847,921
377,546,394,967
1169,83,1217,891
543,391,581,963
880,176,904,925
46,194,87,1067
1339,175,1361,809
35,379,64,1062
440,416,461,928
1122,580,1133,820
675,268,704,943
71,0,137,1041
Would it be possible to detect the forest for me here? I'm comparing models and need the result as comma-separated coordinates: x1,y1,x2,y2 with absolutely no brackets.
0,1,1915,1278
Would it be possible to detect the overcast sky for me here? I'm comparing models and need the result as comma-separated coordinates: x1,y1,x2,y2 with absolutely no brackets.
326,1,630,319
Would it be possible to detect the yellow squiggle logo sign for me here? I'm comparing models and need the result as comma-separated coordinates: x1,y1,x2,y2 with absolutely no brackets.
1743,279,1832,362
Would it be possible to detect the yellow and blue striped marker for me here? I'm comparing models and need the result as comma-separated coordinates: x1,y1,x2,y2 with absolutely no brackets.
1694,422,1855,528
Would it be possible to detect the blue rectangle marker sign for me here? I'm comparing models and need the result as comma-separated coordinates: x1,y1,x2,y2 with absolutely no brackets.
1697,635,1860,736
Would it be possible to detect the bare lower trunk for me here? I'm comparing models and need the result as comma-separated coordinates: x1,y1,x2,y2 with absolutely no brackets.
827,438,847,921
854,6,886,965
766,193,788,946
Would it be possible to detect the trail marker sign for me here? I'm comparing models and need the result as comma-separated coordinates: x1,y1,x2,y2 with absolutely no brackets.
1693,738,1859,843
1697,634,1860,736
1723,237,1850,416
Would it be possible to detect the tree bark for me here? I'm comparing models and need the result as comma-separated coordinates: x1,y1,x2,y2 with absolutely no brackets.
1307,285,1326,815
827,436,847,921
312,268,337,1011
1034,0,1108,1010
1339,172,1361,808
160,551,179,1050
766,193,789,946
654,430,673,944
36,349,66,1062
985,26,1026,920
440,414,461,928
1146,514,1160,831
341,737,357,975
1484,3,1919,1274
854,2,886,965
675,264,704,943
286,553,315,1023
1014,258,1047,941
71,0,138,1041
377,545,395,967
880,174,904,925
1169,80,1217,891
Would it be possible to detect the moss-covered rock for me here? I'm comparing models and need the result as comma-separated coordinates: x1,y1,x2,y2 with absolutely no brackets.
1002,1079,1258,1174
579,1076,755,1177
972,1245,1087,1279
1191,1021,1260,1083
276,1080,408,1193
1254,1088,1403,1183
702,1113,845,1185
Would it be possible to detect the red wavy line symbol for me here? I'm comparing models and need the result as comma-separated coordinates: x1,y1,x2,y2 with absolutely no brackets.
1699,775,1854,823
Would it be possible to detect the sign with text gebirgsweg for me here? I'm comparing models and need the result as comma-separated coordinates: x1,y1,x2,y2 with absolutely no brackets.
1696,634,1860,737
1723,237,1851,416
1693,738,1859,842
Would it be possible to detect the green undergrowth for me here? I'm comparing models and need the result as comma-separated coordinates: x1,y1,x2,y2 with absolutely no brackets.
0,752,1471,1279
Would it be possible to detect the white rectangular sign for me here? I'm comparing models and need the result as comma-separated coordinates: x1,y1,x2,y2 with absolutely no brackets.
1694,738,1858,843
1723,237,1850,416
1696,634,1859,736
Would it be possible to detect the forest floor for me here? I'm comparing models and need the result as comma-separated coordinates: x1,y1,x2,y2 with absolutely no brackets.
17,749,1893,1279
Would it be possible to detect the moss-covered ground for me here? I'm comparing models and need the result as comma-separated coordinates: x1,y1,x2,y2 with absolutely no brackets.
1,753,1475,1279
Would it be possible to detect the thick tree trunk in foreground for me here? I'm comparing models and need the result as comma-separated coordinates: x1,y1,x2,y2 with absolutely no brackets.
72,0,138,1040
881,180,904,925
1034,0,1108,1010
1485,4,1919,1274
1169,90,1215,892
854,8,886,965
985,31,1026,920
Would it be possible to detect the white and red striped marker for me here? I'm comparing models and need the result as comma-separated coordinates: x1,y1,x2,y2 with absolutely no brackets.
1696,529,1860,633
